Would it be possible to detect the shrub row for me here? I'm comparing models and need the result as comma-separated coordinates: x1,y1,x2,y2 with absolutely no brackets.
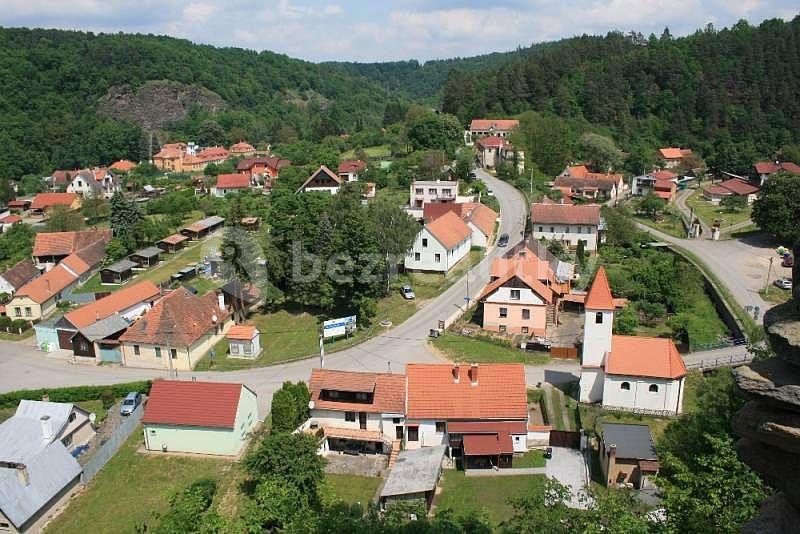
0,380,153,410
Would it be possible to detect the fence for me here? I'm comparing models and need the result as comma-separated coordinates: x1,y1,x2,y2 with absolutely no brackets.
684,352,754,370
550,346,578,359
81,403,144,483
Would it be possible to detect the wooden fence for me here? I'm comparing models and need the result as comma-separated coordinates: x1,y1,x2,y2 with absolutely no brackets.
550,346,578,359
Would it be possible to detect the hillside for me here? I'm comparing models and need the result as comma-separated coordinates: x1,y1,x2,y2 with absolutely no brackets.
0,28,395,177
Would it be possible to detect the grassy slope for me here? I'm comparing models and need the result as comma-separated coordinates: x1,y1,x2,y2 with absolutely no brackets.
685,187,752,228
431,333,549,365
325,474,382,505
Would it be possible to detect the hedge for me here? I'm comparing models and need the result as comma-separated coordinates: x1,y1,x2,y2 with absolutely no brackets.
0,380,153,410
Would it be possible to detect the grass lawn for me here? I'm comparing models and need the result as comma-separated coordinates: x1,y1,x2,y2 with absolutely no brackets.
405,250,484,300
512,450,546,468
325,474,381,505
46,428,233,534
431,333,549,365
685,187,752,229
341,145,391,160
633,213,686,239
74,236,223,294
760,287,792,304
435,470,544,525
0,328,35,341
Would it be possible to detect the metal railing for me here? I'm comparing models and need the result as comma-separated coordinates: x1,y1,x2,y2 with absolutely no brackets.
684,352,753,370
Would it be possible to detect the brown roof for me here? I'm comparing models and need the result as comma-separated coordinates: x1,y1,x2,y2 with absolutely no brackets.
470,119,519,131
477,135,506,149
716,178,760,195
60,241,107,277
0,261,39,291
554,175,616,192
33,229,111,258
64,281,160,328
14,264,77,304
215,173,250,189
338,160,367,174
120,288,228,347
296,165,342,192
226,324,257,340
531,203,600,226
30,193,78,210
463,432,514,455
753,161,800,175
159,233,189,245
229,141,255,152
606,335,687,379
425,211,472,250
109,159,137,172
142,380,249,429
309,368,406,414
585,266,615,310
406,363,527,420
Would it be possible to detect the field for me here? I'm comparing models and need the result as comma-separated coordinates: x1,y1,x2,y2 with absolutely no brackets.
431,332,549,365
685,187,753,229
325,474,382,505
46,429,234,534
340,144,391,160
435,470,544,525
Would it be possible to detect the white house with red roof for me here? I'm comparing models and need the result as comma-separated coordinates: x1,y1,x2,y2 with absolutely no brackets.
142,380,258,456
337,160,367,182
405,211,472,272
579,268,687,415
753,160,800,185
422,202,497,248
469,119,519,141
531,203,601,251
296,165,343,195
212,173,252,197
703,176,760,205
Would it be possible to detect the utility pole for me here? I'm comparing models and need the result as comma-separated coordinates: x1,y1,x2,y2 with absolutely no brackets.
764,257,774,295
530,168,534,196
319,333,325,368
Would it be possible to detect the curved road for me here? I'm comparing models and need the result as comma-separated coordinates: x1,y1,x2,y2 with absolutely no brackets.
0,169,582,414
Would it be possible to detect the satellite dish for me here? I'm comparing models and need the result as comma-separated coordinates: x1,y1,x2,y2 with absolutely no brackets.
308,400,315,409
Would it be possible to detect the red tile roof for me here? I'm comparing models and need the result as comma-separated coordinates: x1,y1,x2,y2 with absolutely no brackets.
64,281,160,329
142,380,249,429
119,288,228,346
14,264,77,303
465,203,497,237
109,159,137,172
447,421,527,434
606,335,687,379
462,432,514,455
33,229,112,258
477,135,505,149
478,258,554,304
585,266,615,310
226,324,257,340
406,363,527,420
753,161,800,175
159,233,189,245
338,160,367,174
215,173,250,189
423,202,497,238
309,369,406,414
60,240,107,277
30,193,78,211
470,119,519,131
719,178,759,195
0,215,22,224
8,200,31,208
650,170,678,180
229,141,255,153
531,203,600,226
425,211,472,250
236,157,291,172
659,147,692,160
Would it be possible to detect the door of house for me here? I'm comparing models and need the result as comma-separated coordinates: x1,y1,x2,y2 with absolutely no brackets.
359,412,367,430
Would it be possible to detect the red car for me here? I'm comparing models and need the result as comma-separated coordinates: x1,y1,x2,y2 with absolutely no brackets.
782,255,794,268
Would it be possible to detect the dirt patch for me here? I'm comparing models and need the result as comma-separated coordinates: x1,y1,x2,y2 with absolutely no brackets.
324,453,387,477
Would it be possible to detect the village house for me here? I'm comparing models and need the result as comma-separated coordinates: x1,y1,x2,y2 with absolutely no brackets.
752,160,800,185
703,176,760,205
152,142,188,171
0,261,39,297
531,203,601,252
226,324,261,359
578,268,687,415
409,180,458,208
338,159,367,182
468,119,519,140
142,380,258,456
296,165,343,195
555,165,624,202
32,229,112,267
405,211,471,273
600,423,660,490
0,400,95,533
236,156,291,186
0,214,23,233
422,201,497,248
44,170,80,192
119,287,232,371
631,169,679,201
152,143,229,173
476,136,525,173
657,147,694,169
66,168,121,198
229,141,256,158
182,146,230,172
305,368,406,455
7,200,31,213
29,193,80,218
212,173,252,197
109,159,137,172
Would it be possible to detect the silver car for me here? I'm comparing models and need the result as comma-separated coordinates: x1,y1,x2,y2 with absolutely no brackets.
773,277,792,290
400,285,416,300
120,392,142,416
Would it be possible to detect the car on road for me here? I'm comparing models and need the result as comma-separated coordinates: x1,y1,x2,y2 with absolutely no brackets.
120,391,142,416
469,171,477,179
487,189,495,196
400,285,415,300
774,277,792,290
497,233,509,247
782,255,794,267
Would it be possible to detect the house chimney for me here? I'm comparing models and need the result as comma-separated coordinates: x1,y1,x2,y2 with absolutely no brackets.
16,464,30,486
217,292,225,311
45,279,51,292
470,363,479,386
40,415,53,442
452,365,460,383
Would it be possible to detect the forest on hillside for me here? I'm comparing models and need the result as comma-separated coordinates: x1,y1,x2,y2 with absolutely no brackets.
440,18,800,174
0,28,394,177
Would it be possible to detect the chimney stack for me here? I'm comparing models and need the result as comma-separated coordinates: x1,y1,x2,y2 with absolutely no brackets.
452,365,460,384
470,363,479,386
40,415,53,442
16,464,30,486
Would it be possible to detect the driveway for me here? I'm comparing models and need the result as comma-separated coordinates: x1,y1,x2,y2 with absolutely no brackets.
545,446,590,509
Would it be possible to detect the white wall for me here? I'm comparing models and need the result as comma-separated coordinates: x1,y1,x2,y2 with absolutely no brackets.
602,375,684,415
0,276,15,295
467,221,488,248
531,224,598,250
582,308,613,367
404,227,470,273
409,181,457,206
304,186,339,195
511,433,527,452
404,419,446,450
579,368,605,403
485,287,544,305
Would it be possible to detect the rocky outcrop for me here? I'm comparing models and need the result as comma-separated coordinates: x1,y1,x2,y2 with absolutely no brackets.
734,245,800,531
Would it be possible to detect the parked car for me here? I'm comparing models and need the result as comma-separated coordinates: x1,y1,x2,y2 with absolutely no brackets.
782,255,794,267
120,391,142,416
400,285,415,300
774,277,793,290
487,189,495,196
497,233,509,247
544,447,553,459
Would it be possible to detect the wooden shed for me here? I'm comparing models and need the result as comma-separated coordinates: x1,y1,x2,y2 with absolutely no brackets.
100,259,136,285
157,233,189,253
129,246,162,268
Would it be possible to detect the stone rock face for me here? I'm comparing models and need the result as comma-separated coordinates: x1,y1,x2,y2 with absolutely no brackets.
734,292,800,529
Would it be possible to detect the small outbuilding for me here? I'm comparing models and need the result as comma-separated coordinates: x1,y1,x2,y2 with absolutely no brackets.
600,423,659,490
157,233,189,253
226,324,261,359
181,215,225,240
129,246,162,268
379,445,446,512
142,380,259,456
100,259,136,285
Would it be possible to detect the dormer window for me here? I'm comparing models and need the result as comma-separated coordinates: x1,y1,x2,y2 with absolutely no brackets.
510,289,521,300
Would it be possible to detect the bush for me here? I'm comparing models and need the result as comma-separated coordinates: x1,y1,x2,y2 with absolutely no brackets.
0,380,153,409
11,319,29,331
0,316,11,329
100,390,115,410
